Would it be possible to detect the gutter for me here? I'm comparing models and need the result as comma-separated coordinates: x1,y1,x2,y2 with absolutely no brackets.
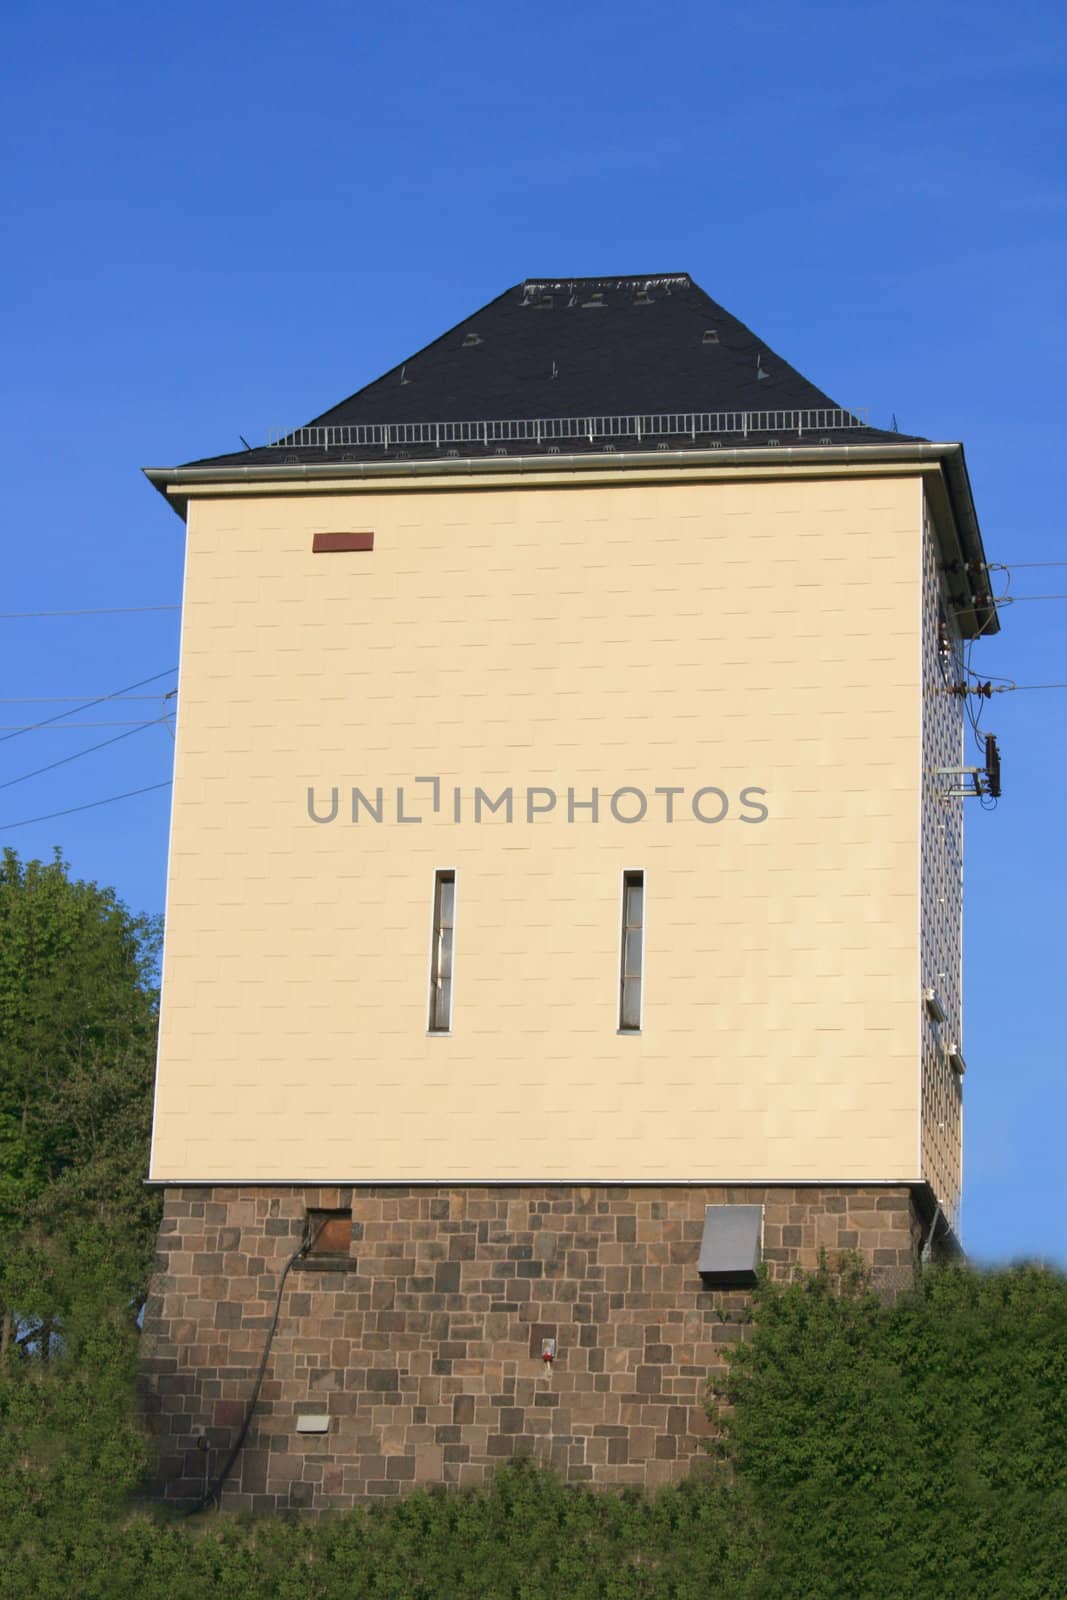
144,438,997,636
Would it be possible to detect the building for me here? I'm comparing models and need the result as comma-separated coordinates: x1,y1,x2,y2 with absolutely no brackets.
140,273,998,1510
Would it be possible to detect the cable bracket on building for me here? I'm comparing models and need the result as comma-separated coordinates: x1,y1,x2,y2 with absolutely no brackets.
936,734,1001,799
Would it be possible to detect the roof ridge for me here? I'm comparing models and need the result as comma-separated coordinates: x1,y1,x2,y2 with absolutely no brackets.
521,273,692,291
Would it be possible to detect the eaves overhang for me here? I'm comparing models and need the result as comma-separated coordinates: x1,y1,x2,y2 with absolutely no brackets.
144,438,997,638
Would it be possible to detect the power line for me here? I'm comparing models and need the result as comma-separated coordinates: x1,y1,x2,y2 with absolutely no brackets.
0,721,166,731
0,780,172,833
0,605,180,619
0,719,167,794
0,667,177,747
995,683,1067,693
0,696,171,704
953,596,1067,620
990,561,1067,570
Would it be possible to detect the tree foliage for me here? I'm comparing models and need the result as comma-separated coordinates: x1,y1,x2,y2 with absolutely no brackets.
2,1262,1064,1598
1,1459,764,1600
0,847,162,1355
721,1259,1067,1599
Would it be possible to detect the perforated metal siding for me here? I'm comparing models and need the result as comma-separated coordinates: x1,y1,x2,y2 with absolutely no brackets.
919,503,965,1223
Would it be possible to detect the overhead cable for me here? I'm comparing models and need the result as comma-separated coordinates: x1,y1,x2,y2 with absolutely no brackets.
0,719,167,793
0,781,172,832
0,605,180,619
0,667,177,747
0,721,166,731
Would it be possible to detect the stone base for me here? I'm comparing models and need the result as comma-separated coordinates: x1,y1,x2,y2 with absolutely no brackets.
140,1183,926,1512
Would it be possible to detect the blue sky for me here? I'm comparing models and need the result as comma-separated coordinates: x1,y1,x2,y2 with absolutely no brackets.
1,0,1064,1262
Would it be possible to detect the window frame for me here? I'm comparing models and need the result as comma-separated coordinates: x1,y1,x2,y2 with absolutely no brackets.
618,868,645,1033
427,868,456,1034
306,1209,353,1257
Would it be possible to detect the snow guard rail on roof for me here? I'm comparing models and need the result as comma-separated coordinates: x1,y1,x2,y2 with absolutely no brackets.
266,408,869,451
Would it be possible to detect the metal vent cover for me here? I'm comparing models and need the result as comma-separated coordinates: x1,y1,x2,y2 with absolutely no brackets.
698,1204,763,1285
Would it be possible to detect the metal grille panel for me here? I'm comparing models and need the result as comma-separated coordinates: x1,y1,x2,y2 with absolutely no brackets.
920,507,965,1226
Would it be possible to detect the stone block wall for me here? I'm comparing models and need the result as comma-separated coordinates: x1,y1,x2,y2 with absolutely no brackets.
140,1184,925,1512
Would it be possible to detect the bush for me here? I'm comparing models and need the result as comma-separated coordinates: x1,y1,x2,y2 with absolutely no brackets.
0,1453,763,1600
5,1262,1066,1599
721,1260,1067,1599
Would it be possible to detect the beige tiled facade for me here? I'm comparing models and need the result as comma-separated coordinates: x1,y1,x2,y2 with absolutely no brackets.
151,463,956,1199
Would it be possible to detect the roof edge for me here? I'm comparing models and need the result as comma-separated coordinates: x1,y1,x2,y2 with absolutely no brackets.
144,440,997,636
521,272,692,291
935,442,998,634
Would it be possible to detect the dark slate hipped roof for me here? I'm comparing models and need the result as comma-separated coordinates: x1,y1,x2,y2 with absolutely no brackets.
184,273,916,468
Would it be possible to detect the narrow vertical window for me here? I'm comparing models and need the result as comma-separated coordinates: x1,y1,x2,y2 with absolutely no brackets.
428,870,455,1033
619,870,644,1032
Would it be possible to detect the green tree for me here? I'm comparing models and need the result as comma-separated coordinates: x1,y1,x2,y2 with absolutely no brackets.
719,1259,1067,1600
0,847,162,1357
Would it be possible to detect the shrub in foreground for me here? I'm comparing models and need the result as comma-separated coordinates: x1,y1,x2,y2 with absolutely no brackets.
2,1456,763,1600
4,1260,1067,1599
721,1261,1067,1599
